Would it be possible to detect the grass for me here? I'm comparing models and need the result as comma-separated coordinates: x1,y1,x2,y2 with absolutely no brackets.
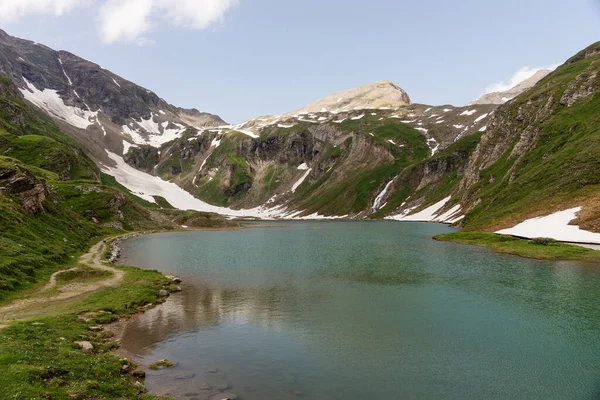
287,120,432,216
461,48,600,231
0,265,172,399
55,265,112,284
434,232,600,262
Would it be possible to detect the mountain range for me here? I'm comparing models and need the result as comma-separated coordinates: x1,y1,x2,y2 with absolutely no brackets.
0,28,599,245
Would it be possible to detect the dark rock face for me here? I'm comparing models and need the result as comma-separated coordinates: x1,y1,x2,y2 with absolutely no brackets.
19,183,46,214
0,31,223,126
124,146,161,172
0,167,47,214
0,29,226,165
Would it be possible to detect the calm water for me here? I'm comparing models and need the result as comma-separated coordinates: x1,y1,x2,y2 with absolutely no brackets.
119,221,600,400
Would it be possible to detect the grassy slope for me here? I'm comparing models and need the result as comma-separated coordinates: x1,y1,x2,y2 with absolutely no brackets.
461,43,600,232
435,232,600,262
0,266,171,399
0,76,234,300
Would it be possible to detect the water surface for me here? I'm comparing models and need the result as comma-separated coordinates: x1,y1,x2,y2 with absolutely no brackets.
120,221,600,400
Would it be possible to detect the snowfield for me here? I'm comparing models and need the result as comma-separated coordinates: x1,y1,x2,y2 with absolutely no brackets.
497,207,600,244
20,78,98,130
386,197,462,223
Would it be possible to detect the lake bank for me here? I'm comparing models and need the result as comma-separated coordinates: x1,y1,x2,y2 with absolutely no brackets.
0,233,183,399
434,231,600,263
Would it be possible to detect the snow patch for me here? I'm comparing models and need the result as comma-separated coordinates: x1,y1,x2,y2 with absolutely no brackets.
122,140,135,155
211,137,222,148
278,123,296,128
58,58,73,86
112,78,121,88
291,168,311,192
427,138,440,156
387,197,454,222
372,180,394,211
20,78,97,130
496,207,600,244
460,109,477,116
474,113,489,123
297,163,309,170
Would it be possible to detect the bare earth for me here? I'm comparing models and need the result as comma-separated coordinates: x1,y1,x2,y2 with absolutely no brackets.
0,240,124,323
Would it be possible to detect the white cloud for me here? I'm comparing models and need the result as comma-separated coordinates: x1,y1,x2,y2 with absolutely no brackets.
0,0,84,23
156,0,239,29
99,0,239,44
0,0,239,44
485,64,559,94
99,0,153,44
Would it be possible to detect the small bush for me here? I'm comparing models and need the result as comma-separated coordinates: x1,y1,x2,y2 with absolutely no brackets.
531,237,557,245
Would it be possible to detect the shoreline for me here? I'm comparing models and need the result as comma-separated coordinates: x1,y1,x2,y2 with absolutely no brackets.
434,231,600,263
0,231,187,399
3,222,599,398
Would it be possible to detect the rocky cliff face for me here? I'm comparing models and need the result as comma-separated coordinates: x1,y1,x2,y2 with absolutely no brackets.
454,42,600,231
0,29,225,166
6,29,597,226
0,166,47,214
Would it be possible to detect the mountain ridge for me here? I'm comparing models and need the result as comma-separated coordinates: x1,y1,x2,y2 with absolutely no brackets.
0,28,598,244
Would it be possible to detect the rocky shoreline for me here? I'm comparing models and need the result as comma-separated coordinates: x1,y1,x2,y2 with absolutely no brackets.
106,232,150,264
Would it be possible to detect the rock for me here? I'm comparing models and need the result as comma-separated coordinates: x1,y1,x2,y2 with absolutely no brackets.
171,285,183,292
134,381,146,392
171,276,182,284
132,369,146,379
121,364,130,373
89,325,103,331
158,289,170,297
74,341,93,351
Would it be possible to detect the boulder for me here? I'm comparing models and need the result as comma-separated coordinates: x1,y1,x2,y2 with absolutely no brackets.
74,341,93,351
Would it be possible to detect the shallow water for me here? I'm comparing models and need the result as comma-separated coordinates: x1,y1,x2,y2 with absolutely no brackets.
120,221,600,400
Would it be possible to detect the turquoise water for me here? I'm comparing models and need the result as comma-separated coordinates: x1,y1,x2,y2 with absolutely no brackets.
119,221,600,400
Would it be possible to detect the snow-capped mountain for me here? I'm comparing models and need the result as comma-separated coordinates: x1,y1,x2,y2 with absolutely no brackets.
0,29,225,164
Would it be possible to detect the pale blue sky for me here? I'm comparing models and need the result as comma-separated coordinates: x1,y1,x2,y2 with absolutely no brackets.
2,0,600,123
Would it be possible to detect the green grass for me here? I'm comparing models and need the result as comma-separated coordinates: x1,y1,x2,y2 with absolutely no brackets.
0,78,98,180
55,265,112,284
0,266,171,399
461,48,600,231
434,232,600,262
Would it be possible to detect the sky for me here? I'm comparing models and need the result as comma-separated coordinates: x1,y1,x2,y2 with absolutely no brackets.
1,0,599,123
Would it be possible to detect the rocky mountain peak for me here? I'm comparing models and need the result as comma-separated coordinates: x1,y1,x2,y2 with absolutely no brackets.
290,80,411,115
466,69,552,106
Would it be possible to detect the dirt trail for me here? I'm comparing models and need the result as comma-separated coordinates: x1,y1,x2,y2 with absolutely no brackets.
0,239,125,323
